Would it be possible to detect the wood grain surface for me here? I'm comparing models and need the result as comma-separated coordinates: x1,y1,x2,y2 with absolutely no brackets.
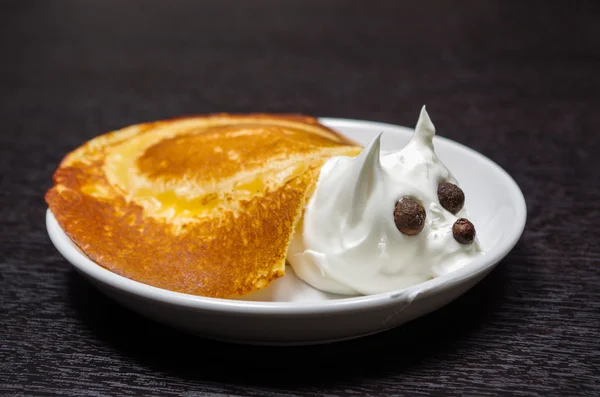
1,1,599,396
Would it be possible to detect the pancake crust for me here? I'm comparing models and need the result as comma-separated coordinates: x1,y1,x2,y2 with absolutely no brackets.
46,114,361,298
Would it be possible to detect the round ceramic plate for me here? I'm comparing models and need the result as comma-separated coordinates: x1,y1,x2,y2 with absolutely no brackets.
46,117,527,345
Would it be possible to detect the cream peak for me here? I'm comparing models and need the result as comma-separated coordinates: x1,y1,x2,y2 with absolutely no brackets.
346,133,383,226
411,105,436,146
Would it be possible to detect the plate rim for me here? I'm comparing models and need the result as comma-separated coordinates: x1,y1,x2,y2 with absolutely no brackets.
46,117,527,315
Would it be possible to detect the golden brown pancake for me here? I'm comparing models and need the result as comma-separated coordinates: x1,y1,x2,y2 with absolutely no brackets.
46,114,362,298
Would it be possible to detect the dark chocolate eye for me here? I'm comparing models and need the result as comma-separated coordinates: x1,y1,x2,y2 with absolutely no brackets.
437,182,465,214
452,218,476,244
394,197,426,236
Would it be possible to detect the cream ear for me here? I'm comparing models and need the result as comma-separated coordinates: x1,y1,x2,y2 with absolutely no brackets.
344,133,383,227
411,105,436,146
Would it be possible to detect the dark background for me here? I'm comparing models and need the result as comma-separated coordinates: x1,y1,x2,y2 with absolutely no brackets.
1,1,599,396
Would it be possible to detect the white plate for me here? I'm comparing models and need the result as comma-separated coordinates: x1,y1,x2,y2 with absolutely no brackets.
46,117,527,345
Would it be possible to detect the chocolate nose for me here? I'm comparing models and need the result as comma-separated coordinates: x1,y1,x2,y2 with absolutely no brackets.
453,218,476,244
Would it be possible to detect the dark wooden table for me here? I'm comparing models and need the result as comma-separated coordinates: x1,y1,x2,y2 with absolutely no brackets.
2,1,599,396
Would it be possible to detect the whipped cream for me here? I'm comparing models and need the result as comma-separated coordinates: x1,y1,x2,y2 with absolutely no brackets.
287,106,483,295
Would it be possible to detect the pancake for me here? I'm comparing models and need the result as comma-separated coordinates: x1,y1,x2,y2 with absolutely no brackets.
46,114,362,298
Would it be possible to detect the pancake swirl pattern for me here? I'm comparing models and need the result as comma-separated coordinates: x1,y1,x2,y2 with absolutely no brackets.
46,114,361,298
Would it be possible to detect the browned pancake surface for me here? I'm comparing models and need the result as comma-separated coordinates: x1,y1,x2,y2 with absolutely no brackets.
46,114,360,297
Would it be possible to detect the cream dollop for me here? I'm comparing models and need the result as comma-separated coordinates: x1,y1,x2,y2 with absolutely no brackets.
287,106,483,295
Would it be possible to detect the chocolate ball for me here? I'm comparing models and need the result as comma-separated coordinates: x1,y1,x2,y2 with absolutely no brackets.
437,182,465,214
394,197,426,236
452,218,476,244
